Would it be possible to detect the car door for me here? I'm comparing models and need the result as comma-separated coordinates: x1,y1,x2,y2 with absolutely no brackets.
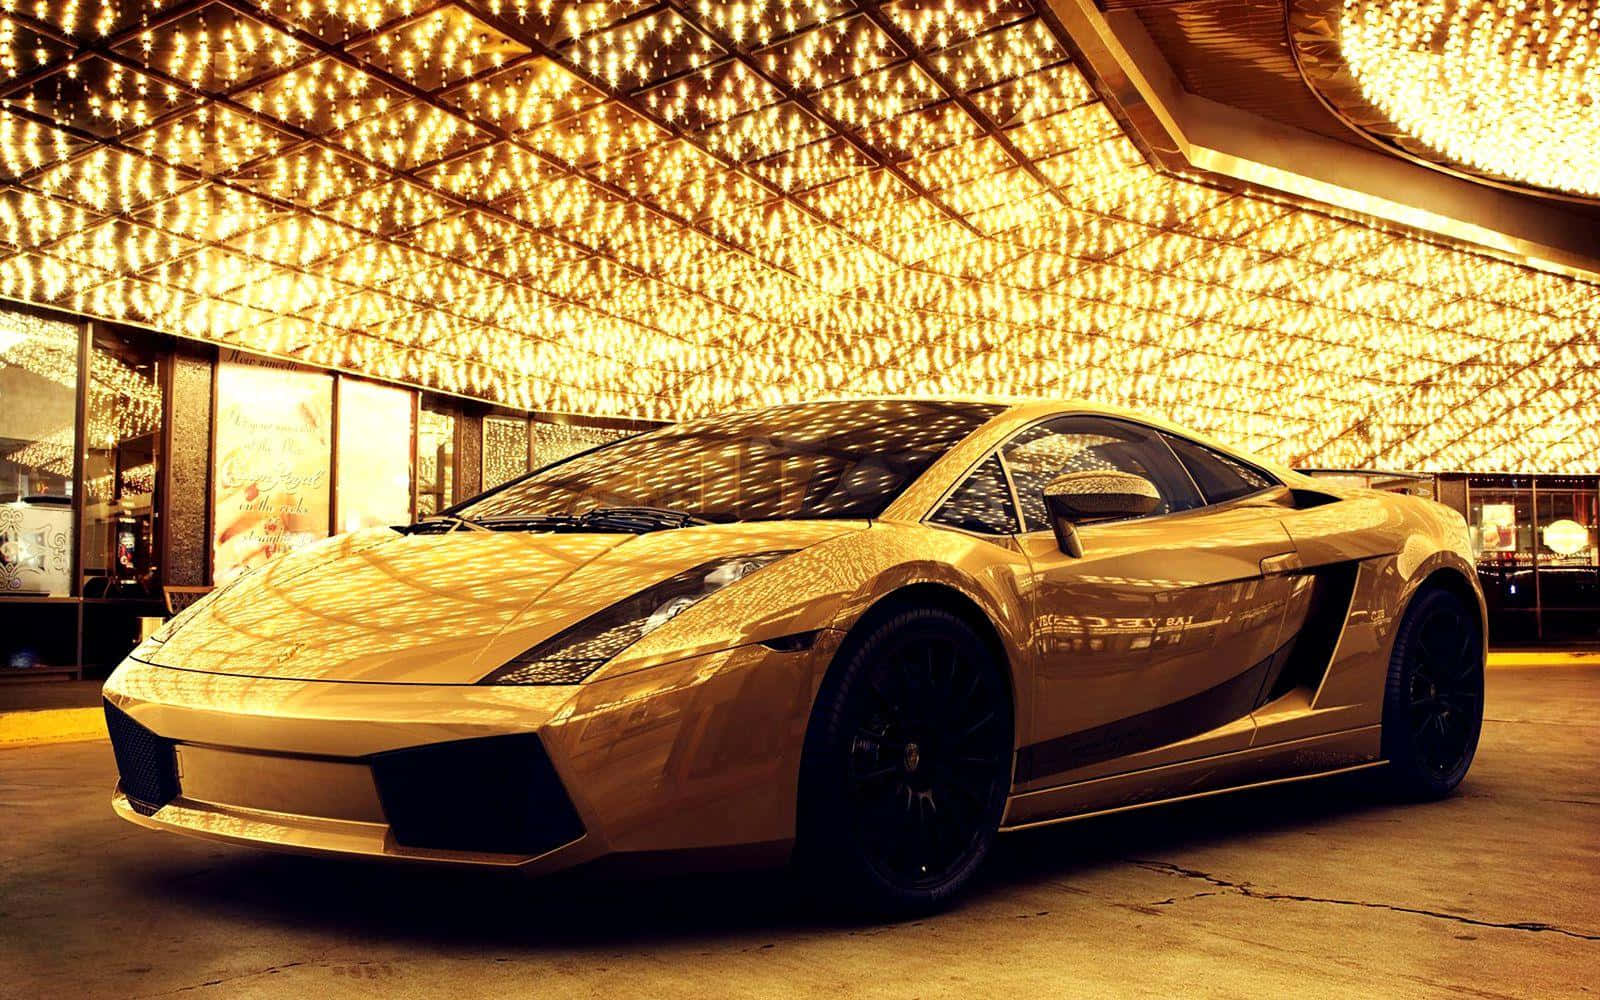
1004,416,1301,790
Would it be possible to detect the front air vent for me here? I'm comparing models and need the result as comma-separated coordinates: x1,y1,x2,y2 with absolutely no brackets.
370,733,585,857
103,700,179,816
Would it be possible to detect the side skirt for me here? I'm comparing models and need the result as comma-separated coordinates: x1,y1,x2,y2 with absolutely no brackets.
1000,725,1382,830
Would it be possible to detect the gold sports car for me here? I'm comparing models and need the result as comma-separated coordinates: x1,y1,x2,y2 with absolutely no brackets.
105,399,1486,911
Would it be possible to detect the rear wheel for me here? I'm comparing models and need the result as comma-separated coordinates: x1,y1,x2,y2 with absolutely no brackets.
796,607,1012,914
1381,586,1484,799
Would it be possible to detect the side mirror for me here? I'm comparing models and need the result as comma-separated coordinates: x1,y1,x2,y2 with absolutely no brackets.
1042,470,1162,557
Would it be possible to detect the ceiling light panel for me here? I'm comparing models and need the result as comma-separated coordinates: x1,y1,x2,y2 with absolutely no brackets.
0,0,1593,474
1296,0,1600,201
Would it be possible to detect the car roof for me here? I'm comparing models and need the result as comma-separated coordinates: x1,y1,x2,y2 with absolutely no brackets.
787,395,1305,486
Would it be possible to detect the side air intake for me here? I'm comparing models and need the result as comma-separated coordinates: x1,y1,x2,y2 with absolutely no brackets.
103,700,179,816
1259,561,1362,704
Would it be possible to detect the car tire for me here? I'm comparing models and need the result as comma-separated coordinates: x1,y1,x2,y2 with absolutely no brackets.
796,606,1013,915
1380,585,1484,799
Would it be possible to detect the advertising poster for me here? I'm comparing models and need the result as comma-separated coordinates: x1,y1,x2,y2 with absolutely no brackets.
1478,503,1518,552
335,378,414,533
212,356,333,586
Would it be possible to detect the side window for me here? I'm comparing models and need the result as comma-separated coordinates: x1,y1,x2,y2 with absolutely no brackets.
1161,433,1274,504
931,455,1019,535
1001,417,1202,531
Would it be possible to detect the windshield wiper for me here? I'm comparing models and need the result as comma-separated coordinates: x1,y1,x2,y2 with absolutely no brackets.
401,513,489,534
578,505,710,533
475,514,584,532
470,506,709,534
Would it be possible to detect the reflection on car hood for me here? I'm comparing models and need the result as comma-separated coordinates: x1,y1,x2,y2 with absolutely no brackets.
141,521,862,684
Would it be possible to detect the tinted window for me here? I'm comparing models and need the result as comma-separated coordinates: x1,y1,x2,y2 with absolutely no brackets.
459,400,1002,523
931,455,1019,535
1162,433,1274,504
1002,416,1202,531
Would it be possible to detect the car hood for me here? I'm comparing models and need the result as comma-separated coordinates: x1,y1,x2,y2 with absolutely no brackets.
140,521,863,684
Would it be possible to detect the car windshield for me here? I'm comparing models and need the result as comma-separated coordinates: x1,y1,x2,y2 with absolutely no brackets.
457,400,1003,524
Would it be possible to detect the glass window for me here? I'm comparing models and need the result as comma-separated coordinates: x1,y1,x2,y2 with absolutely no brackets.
0,310,79,597
460,400,1002,523
81,328,164,599
931,454,1019,535
1469,486,1535,611
416,402,456,518
1161,433,1273,504
336,378,414,533
1535,487,1598,619
1002,416,1202,532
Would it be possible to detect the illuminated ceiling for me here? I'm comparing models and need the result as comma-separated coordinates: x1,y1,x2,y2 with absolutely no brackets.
0,1,1597,474
1292,0,1600,202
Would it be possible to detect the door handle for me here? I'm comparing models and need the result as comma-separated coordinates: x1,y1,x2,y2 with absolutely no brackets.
1260,552,1303,576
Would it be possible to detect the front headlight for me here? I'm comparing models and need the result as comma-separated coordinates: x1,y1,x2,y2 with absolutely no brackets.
480,551,794,685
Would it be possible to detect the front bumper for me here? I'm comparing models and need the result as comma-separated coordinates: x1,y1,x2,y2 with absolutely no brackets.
103,633,840,870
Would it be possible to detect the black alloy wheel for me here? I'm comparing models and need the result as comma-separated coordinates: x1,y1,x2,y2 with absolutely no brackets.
798,606,1012,914
1382,586,1485,798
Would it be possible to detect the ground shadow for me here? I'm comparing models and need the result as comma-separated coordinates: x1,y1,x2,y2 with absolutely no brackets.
121,768,1407,949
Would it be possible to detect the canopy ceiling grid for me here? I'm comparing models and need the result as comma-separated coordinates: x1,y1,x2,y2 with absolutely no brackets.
0,0,1596,472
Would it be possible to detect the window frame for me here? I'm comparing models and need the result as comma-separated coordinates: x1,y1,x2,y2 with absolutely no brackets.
968,411,1282,537
924,450,1026,538
1158,429,1281,507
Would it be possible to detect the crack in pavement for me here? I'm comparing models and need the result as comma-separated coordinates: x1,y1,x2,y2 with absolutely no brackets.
127,961,308,998
1128,860,1600,942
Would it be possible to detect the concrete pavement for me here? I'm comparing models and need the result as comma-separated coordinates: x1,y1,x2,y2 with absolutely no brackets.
2,668,1595,998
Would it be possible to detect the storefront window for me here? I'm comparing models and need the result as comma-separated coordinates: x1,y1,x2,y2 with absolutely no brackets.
0,310,79,597
416,402,456,517
335,378,414,533
1468,479,1536,641
80,328,164,599
1536,482,1600,642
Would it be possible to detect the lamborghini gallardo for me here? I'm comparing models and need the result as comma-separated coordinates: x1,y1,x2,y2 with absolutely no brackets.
104,399,1486,910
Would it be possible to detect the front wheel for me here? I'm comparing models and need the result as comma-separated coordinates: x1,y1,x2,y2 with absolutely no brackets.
796,607,1013,914
1381,586,1484,799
